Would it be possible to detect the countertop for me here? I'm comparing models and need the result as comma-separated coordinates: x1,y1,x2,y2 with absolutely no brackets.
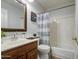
1,38,39,52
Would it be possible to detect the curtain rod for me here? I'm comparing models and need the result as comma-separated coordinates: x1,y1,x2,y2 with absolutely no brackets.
38,4,75,14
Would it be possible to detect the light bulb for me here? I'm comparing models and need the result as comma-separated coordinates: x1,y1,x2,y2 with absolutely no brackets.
21,0,26,4
28,0,34,2
21,0,34,4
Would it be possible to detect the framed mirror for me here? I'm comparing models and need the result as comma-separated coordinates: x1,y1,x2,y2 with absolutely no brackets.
1,0,27,32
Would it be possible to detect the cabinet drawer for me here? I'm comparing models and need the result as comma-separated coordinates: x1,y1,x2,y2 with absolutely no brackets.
17,41,37,53
26,41,37,52
3,49,18,57
17,46,27,56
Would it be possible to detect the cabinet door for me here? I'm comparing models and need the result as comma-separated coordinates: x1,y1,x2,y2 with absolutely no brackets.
18,55,26,59
27,49,37,59
1,56,17,59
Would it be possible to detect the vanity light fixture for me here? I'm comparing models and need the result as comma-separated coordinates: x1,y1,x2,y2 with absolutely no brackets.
21,0,34,3
21,0,26,4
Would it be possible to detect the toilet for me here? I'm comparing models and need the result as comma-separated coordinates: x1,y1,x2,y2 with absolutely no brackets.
38,44,50,59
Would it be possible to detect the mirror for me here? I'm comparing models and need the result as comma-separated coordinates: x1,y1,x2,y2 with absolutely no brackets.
1,0,27,31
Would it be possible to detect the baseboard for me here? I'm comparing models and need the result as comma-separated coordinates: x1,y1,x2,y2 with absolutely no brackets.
49,54,61,59
52,56,61,59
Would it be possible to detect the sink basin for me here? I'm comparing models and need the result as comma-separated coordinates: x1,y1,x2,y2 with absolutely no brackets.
1,39,30,51
2,38,27,44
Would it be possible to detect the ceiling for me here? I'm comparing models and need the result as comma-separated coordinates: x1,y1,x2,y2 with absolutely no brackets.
36,0,75,11
2,0,75,12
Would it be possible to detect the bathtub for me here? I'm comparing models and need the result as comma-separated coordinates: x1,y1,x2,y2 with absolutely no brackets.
51,47,77,59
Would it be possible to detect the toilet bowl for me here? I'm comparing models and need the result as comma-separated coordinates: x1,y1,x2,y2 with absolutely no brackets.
38,44,50,59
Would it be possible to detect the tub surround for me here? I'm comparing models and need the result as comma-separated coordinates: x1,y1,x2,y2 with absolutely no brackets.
52,47,75,59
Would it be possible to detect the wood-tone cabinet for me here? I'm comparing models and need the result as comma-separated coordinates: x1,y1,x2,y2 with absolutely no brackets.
27,49,37,59
18,55,26,59
1,41,37,59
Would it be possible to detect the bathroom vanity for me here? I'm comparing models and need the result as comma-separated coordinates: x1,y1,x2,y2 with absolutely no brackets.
1,39,38,59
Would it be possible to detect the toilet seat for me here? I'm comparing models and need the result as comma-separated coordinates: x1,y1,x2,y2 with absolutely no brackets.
38,45,50,53
38,45,50,50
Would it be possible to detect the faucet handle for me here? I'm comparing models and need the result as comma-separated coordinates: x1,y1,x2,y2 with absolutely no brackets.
22,33,26,38
22,33,26,35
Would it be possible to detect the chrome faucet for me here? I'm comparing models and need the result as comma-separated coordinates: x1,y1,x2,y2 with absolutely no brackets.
14,34,16,39
11,33,18,41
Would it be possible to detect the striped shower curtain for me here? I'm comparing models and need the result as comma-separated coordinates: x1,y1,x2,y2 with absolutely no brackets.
37,13,50,45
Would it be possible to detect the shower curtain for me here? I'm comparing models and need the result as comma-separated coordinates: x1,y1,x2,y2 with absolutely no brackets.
37,13,50,45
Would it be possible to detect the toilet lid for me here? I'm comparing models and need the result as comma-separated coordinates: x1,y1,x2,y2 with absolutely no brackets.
38,45,50,50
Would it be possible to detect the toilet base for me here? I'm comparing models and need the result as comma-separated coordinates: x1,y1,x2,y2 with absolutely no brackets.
39,54,49,59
